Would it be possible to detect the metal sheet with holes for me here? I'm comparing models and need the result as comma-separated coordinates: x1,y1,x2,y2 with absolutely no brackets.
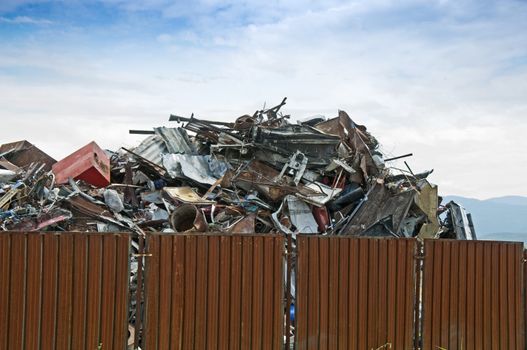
422,239,525,350
0,231,130,350
143,233,285,350
295,236,417,350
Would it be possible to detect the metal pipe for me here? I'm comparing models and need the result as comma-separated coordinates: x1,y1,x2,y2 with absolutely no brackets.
384,153,413,162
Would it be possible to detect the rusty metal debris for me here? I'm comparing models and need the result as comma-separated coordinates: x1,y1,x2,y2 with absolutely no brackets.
0,99,475,238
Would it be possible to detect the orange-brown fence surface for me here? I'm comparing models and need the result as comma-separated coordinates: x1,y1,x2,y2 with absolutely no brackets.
295,236,417,350
422,239,525,350
0,231,130,350
1,231,526,350
143,234,285,350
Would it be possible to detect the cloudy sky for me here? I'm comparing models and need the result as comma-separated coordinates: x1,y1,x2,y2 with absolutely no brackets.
0,0,526,199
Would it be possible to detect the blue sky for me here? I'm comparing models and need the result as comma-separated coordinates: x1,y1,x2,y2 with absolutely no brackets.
1,0,526,198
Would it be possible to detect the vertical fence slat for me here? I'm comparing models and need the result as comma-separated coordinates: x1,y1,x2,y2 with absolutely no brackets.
440,241,451,349
207,236,220,350
377,239,388,348
367,239,379,349
24,234,43,350
404,240,416,348
506,244,517,350
251,236,263,350
240,236,253,349
217,235,231,350
490,243,500,350
500,244,509,350
192,235,206,349
40,234,59,350
72,234,88,350
327,238,339,350
457,242,468,350
514,245,523,349
296,236,308,350
170,235,185,350
272,236,284,350
318,237,329,350
386,239,398,348
447,242,459,349
182,235,197,350
229,235,242,350
466,242,476,350
261,236,274,350
157,235,172,350
0,234,10,349
145,234,160,350
55,234,74,350
8,232,26,350
337,237,349,350
483,244,492,349
113,234,130,350
307,236,320,349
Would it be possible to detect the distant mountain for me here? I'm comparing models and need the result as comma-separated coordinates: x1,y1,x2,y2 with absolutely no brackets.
443,195,527,243
486,195,527,206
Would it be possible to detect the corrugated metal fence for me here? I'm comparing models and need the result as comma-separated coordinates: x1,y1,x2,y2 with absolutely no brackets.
422,239,525,350
0,231,130,350
1,231,525,349
295,236,417,350
143,234,285,350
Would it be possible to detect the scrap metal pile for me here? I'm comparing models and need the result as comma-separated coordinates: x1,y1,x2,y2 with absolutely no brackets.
0,99,476,240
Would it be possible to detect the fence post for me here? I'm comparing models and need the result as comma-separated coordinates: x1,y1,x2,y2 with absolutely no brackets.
285,233,295,350
524,249,527,348
134,233,146,349
414,240,425,350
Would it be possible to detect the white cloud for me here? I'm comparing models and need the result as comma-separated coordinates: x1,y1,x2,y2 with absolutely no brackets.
0,15,52,24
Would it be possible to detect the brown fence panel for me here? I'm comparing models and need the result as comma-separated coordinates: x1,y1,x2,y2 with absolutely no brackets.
143,233,285,350
295,236,416,350
0,231,130,350
422,239,525,350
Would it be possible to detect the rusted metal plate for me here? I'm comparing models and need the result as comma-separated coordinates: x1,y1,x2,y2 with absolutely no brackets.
422,239,525,350
143,233,285,350
295,236,417,350
0,231,130,350
0,140,56,171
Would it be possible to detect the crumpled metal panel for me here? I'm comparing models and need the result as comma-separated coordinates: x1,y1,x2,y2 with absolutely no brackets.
133,127,196,166
163,154,227,185
133,135,166,166
341,182,416,236
153,126,197,155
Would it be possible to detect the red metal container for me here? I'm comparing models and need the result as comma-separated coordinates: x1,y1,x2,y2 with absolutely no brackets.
52,141,110,187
